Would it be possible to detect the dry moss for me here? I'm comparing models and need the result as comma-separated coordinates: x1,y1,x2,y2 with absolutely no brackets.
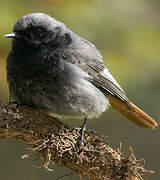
25,128,153,180
0,103,154,180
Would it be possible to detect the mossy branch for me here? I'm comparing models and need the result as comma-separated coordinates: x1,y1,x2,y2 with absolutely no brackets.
0,102,153,180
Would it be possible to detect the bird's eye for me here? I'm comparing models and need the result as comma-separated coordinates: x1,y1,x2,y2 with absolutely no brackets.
36,27,44,35
33,27,45,39
24,31,34,39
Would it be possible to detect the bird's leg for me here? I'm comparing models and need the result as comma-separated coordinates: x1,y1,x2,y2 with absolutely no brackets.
77,117,87,148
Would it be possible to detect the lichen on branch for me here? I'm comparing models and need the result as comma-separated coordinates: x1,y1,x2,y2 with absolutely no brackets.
0,102,154,180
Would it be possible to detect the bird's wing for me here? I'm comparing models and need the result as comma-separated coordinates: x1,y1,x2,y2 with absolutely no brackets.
67,37,128,102
77,62,128,102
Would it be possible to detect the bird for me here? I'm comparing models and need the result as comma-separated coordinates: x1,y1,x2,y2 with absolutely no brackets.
5,13,157,138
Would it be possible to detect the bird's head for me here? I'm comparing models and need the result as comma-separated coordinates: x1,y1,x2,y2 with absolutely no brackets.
5,13,72,47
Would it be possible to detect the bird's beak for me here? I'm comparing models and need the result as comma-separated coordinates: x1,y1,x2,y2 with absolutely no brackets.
4,33,17,38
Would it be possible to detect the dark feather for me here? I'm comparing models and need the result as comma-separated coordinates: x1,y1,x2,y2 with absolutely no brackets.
77,63,128,102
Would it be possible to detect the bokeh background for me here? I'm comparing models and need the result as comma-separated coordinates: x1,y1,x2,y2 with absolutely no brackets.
0,0,160,179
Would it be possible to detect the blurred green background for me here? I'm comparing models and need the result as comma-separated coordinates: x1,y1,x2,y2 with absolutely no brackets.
0,0,160,179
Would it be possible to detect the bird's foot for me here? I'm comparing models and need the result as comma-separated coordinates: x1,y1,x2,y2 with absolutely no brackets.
9,101,21,108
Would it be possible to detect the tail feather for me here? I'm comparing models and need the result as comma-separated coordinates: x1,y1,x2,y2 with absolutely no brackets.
107,95,158,129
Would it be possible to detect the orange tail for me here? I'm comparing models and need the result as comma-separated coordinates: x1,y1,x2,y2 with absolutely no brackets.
107,95,158,129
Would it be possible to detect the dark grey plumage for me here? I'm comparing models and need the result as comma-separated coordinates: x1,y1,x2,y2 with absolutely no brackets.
6,13,127,119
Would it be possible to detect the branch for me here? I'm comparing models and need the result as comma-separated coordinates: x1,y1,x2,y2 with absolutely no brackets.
0,102,153,180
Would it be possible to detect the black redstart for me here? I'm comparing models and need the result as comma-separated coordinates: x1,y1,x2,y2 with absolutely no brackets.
5,13,157,134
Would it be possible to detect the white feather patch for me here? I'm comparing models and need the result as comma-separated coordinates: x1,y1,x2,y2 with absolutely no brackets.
100,68,124,92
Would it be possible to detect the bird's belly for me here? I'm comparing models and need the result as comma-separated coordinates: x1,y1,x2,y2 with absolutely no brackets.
9,77,109,119
40,79,110,119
